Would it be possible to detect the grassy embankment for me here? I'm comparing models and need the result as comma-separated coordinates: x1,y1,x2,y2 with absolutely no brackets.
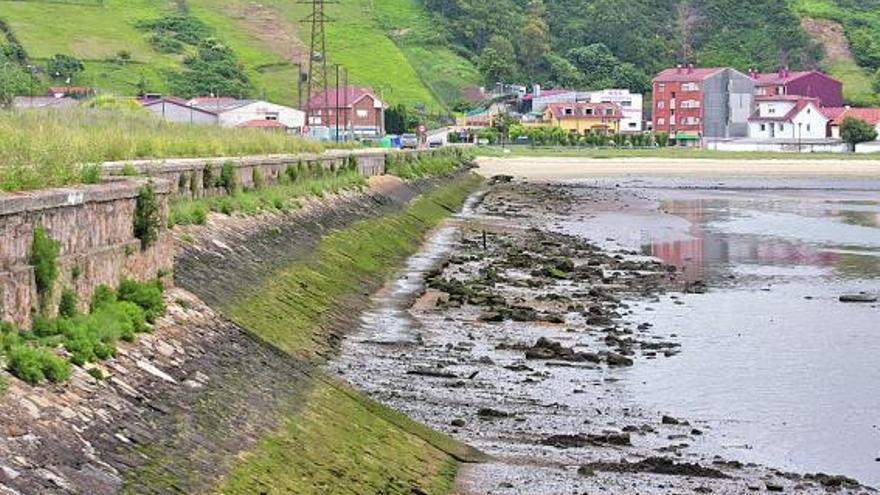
474,145,880,160
212,170,485,494
790,0,880,106
0,107,326,192
0,0,473,108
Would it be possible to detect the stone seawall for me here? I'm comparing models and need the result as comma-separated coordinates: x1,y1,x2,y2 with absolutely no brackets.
0,172,484,495
0,179,174,328
101,148,403,199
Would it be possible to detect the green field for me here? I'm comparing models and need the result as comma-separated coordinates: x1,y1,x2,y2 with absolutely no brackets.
0,0,478,108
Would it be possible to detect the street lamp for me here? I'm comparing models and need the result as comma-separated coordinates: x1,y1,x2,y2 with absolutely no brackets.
798,122,803,153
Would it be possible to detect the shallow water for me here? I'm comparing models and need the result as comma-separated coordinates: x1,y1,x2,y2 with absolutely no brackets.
560,177,880,485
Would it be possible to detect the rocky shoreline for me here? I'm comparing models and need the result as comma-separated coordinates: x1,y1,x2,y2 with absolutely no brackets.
332,178,876,495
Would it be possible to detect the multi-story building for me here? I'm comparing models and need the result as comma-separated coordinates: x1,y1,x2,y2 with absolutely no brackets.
652,65,754,144
748,96,828,140
749,68,843,108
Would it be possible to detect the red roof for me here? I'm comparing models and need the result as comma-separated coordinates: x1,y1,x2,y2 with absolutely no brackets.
750,70,839,86
820,107,848,121
546,102,622,120
237,119,287,129
749,97,821,123
828,107,880,126
307,86,381,110
653,67,726,82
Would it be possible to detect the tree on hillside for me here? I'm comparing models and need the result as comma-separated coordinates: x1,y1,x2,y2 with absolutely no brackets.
0,62,30,107
518,0,550,82
840,116,878,151
566,43,650,92
544,52,583,88
46,54,84,81
477,35,518,84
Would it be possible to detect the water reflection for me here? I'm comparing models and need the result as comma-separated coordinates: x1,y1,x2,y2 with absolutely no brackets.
640,197,880,282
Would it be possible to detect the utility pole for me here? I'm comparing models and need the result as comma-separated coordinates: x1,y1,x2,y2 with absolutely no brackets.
300,0,335,129
334,63,340,143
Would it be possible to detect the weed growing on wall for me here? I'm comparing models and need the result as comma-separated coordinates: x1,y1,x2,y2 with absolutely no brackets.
0,279,166,386
30,226,60,311
385,148,473,179
220,162,238,194
134,182,161,250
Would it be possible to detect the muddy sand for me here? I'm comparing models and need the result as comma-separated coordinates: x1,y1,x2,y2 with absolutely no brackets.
477,156,880,179
331,177,877,494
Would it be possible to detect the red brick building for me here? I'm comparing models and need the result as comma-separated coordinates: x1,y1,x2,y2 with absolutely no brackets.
749,68,843,108
652,65,754,143
306,86,385,139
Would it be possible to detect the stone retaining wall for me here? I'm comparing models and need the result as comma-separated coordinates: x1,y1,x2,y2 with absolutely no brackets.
0,179,174,328
101,148,396,199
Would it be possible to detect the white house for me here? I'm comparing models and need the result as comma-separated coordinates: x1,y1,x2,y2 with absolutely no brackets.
826,107,880,139
748,96,827,140
141,96,305,132
585,89,643,132
188,98,305,131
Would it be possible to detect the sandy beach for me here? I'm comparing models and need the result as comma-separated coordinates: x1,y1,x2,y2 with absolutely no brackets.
477,155,880,179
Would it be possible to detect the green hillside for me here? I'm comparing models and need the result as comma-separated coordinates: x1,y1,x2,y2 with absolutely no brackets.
0,0,480,109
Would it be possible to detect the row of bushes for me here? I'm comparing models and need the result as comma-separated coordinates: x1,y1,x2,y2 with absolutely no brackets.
0,279,166,386
508,126,670,148
169,157,365,226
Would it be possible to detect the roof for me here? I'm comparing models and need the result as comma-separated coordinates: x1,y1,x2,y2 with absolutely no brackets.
307,86,382,110
749,97,822,123
188,98,257,112
545,102,623,120
828,107,880,126
653,67,726,82
12,96,78,109
140,97,220,116
750,70,839,86
237,119,287,129
820,107,848,120
523,89,575,101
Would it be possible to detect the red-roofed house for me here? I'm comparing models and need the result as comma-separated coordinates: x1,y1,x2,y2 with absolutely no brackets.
652,65,754,144
826,107,880,139
306,86,385,138
748,96,828,140
748,68,843,108
531,102,623,134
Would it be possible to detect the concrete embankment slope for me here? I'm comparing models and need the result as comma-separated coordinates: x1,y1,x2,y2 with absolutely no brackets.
0,170,485,494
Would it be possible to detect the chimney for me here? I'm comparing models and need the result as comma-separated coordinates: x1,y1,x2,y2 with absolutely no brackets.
687,63,694,74
676,64,683,74
778,67,785,78
533,84,541,99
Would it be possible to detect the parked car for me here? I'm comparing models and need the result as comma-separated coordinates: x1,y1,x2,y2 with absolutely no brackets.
401,133,419,149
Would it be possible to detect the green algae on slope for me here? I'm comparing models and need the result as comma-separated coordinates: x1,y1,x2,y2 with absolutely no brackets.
214,379,484,495
212,173,486,494
227,172,484,360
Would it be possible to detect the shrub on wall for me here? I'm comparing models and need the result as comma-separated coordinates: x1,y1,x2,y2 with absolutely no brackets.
30,226,60,310
203,164,215,190
134,182,161,250
220,161,238,193
58,289,78,318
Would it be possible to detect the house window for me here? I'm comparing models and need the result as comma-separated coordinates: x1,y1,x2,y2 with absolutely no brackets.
670,109,675,117
265,112,279,121
657,101,665,109
605,108,613,116
671,91,676,98
807,124,811,132
682,82,699,91
779,123,785,131
564,108,573,115
585,108,594,115
628,122,637,128
356,109,368,118
658,83,666,91
768,107,776,114
760,124,766,132
657,118,665,126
